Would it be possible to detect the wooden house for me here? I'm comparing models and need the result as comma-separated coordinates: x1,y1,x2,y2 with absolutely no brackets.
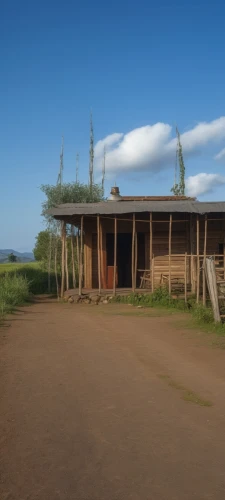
49,187,225,301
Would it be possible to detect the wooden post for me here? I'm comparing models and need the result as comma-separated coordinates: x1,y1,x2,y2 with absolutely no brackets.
223,214,225,280
169,214,172,295
48,232,52,294
97,216,101,294
196,215,200,303
150,212,153,272
61,221,65,298
184,252,187,303
113,217,117,296
135,232,138,290
65,236,69,291
152,255,154,292
203,215,207,306
205,258,221,323
78,216,84,296
132,214,135,292
190,214,195,293
71,225,76,289
54,244,59,299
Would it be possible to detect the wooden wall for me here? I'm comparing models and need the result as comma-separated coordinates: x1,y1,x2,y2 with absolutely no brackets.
82,213,225,289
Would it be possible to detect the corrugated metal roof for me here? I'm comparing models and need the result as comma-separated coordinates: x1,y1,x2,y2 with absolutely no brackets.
48,200,225,217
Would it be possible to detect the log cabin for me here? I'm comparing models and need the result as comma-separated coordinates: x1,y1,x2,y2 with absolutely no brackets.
49,187,225,301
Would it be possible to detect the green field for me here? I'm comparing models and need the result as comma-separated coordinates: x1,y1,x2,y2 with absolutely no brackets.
0,261,40,273
0,261,57,295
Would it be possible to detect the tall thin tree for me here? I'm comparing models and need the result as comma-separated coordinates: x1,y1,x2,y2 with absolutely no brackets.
176,126,185,195
89,110,94,191
171,126,185,195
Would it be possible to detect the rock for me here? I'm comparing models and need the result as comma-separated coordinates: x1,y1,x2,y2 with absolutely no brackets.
137,305,143,308
90,295,101,304
102,299,108,305
73,296,81,304
68,297,74,303
83,298,91,304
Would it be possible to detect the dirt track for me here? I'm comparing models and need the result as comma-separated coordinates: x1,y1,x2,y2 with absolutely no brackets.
1,299,225,499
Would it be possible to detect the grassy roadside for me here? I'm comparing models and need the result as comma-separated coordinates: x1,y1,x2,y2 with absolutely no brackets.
0,274,30,320
111,287,225,337
0,262,56,294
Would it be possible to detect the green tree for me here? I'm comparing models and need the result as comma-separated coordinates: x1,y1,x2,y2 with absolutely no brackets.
8,253,17,263
33,230,61,267
41,182,103,222
171,127,186,196
40,181,104,295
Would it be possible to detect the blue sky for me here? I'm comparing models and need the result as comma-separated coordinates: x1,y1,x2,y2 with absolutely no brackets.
1,0,225,251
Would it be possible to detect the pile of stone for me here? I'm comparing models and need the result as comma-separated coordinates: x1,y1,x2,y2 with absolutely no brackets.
64,290,113,305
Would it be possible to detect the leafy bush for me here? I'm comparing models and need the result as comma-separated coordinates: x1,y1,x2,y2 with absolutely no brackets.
0,274,30,317
191,303,214,324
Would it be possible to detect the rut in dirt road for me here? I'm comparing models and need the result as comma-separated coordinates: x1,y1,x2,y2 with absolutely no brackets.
1,300,225,500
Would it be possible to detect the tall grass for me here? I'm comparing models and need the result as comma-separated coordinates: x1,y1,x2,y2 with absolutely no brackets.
0,274,30,318
0,262,57,294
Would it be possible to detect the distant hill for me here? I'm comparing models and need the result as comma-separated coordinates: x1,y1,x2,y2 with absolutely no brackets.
0,250,34,264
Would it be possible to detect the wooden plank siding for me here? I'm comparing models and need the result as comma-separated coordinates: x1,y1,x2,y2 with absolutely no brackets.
82,214,225,290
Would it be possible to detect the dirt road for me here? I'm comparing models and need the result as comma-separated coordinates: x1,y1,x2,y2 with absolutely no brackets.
1,300,225,499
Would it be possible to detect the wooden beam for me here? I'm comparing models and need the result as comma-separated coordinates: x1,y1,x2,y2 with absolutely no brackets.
223,214,225,280
152,255,154,292
61,221,65,298
71,225,76,289
135,231,138,290
97,215,101,294
78,216,84,296
184,252,187,303
196,214,200,303
150,213,153,270
132,213,135,292
203,215,207,306
113,217,117,296
100,220,107,289
65,234,69,291
205,258,221,323
190,214,194,292
169,214,172,295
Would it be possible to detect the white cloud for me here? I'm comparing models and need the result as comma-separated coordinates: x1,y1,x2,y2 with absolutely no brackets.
215,147,225,161
186,173,225,197
95,116,225,177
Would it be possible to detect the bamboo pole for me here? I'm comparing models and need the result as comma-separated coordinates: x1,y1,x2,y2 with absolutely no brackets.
54,244,59,299
48,232,52,294
152,255,154,292
65,235,69,291
135,232,138,290
205,258,221,323
196,215,200,303
71,225,76,289
184,252,187,303
223,214,225,280
113,217,117,296
132,213,135,292
203,215,207,306
61,221,65,298
97,216,101,294
78,216,84,296
169,214,172,295
150,212,153,272
76,229,80,274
